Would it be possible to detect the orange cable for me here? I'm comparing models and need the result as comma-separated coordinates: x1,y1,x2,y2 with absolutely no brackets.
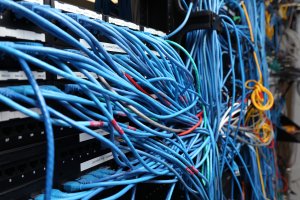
179,112,203,136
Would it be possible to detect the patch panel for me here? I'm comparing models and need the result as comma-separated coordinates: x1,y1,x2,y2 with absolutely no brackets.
143,27,166,37
106,16,140,30
0,70,46,81
0,7,45,42
54,1,141,31
0,1,179,199
0,0,165,56
0,26,45,42
0,116,110,152
0,134,113,199
79,129,109,142
0,58,53,86
0,107,40,122
53,0,168,36
79,152,113,172
0,52,41,71
54,1,102,20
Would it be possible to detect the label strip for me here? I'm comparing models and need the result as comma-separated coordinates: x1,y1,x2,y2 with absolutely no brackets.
80,152,113,171
79,129,110,142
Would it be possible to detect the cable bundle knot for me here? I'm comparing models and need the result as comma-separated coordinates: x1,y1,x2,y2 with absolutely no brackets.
246,80,274,111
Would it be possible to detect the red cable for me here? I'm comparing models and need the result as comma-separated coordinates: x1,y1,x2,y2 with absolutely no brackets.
124,73,151,96
186,167,194,175
178,112,203,136
125,73,172,106
90,121,104,127
111,119,124,135
125,73,203,136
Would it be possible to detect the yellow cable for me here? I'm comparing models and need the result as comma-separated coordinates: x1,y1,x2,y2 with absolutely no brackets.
245,80,274,111
244,94,272,200
265,11,274,39
237,4,275,198
255,147,267,198
241,1,262,82
241,2,274,112
245,107,272,144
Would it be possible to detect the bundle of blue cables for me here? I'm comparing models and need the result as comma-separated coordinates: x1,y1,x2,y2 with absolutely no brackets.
181,0,279,199
0,0,280,199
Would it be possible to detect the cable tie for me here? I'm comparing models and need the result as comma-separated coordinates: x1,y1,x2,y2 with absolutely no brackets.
190,166,198,174
127,125,137,131
111,119,124,135
186,167,194,175
117,112,127,117
90,121,104,127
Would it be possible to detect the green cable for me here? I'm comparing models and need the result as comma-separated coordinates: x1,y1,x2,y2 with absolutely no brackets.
203,106,207,129
165,42,210,181
165,40,208,128
206,145,210,182
233,16,241,23
165,40,201,95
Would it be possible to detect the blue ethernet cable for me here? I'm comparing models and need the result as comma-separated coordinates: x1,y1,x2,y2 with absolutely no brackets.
18,59,54,200
164,2,194,39
0,49,204,196
0,0,280,199
102,184,134,200
0,88,132,167
1,44,189,121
